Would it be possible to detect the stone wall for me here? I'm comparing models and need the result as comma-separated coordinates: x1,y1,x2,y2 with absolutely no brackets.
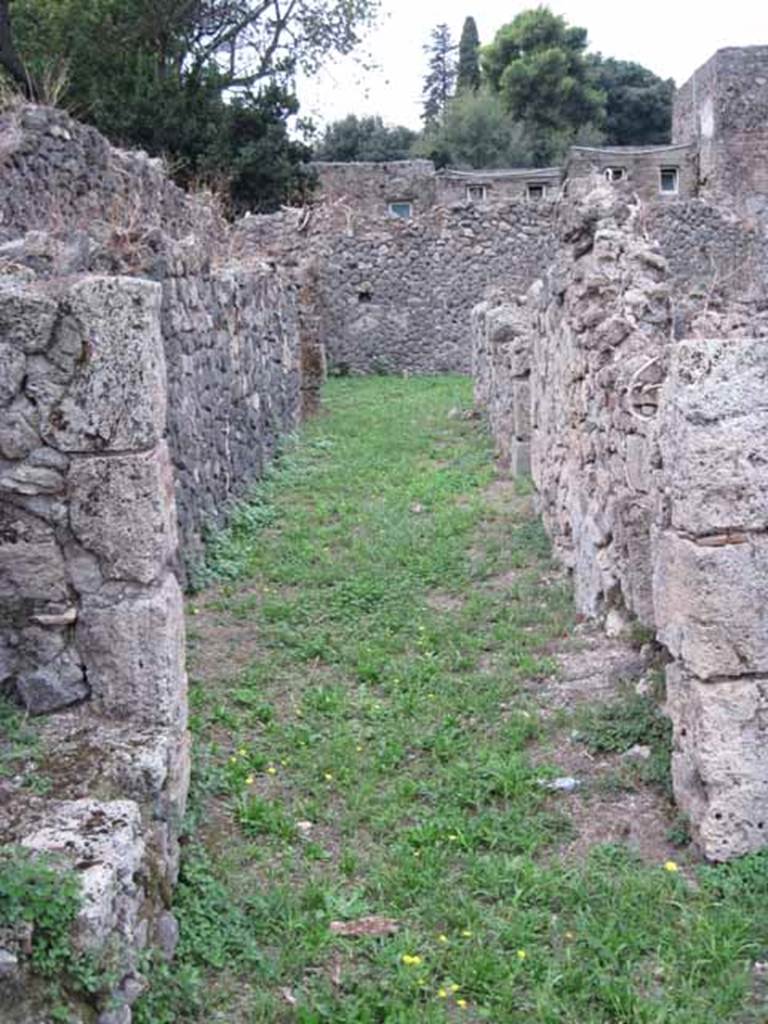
566,144,698,202
0,105,318,1021
472,183,768,860
0,103,314,561
239,198,558,374
674,46,768,217
0,274,190,1022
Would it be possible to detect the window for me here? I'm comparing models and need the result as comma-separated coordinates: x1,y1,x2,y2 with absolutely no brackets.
604,167,626,182
527,183,545,200
466,184,487,202
388,201,413,219
660,167,679,194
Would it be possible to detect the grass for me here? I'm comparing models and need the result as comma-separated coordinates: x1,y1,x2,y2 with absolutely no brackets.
136,376,768,1024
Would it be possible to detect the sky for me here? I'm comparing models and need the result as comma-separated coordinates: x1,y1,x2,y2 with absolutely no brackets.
296,1,767,130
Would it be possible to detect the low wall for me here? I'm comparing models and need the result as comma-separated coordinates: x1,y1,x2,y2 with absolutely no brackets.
473,184,768,860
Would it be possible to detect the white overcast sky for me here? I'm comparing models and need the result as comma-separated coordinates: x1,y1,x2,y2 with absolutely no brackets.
296,1,767,130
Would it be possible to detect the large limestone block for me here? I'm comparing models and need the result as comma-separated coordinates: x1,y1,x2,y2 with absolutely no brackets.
20,799,145,952
69,442,178,585
77,573,187,728
486,304,531,376
654,531,768,679
667,665,768,860
659,337,768,534
43,276,166,453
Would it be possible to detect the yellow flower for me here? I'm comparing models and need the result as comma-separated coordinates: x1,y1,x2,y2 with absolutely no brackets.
448,834,458,841
245,775,254,785
449,984,460,993
229,756,237,765
664,860,679,873
564,931,574,942
461,929,472,938
238,748,247,757
517,949,527,960
356,745,364,753
267,766,277,776
437,987,448,999
438,934,448,944
401,954,423,966
324,772,333,781
457,998,468,1009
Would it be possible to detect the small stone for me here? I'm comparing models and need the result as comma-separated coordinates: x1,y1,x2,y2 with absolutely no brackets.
15,648,89,714
622,744,652,762
543,777,581,793
32,607,78,627
0,463,65,495
97,1007,131,1024
154,912,179,962
0,948,19,979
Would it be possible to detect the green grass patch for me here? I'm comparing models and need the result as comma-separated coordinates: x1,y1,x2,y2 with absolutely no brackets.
136,376,768,1024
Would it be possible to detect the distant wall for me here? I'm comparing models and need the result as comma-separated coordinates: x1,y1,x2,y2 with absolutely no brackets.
674,46,768,215
239,199,558,374
566,145,698,202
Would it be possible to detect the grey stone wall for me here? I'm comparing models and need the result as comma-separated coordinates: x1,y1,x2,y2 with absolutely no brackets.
566,144,698,202
674,47,768,217
0,104,313,562
0,274,190,1022
472,184,768,860
239,198,558,375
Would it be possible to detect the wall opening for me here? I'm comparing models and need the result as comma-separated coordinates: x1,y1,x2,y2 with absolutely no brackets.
388,200,413,219
660,167,680,194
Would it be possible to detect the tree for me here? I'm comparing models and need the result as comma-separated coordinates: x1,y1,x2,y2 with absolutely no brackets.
414,89,532,169
481,6,604,164
587,55,673,146
456,16,480,92
422,22,456,125
314,114,417,162
2,0,379,210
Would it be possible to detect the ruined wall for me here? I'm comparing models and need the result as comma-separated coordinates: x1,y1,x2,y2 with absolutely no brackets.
0,274,189,1022
472,184,768,860
674,46,768,216
0,105,318,1021
239,199,558,374
566,145,697,202
0,104,313,559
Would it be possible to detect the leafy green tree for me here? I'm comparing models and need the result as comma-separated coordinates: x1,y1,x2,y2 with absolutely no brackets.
587,55,673,145
456,16,481,92
422,23,456,125
2,0,379,211
413,89,532,169
314,114,417,162
481,6,604,164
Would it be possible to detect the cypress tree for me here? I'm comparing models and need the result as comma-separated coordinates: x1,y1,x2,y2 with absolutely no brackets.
457,16,481,92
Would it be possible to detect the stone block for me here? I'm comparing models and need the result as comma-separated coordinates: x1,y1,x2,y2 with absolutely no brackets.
42,276,166,453
667,665,768,860
0,506,69,603
0,396,40,459
0,284,58,354
659,337,768,534
20,799,145,952
512,379,531,439
654,530,768,679
77,574,187,728
0,343,25,406
510,439,531,477
15,647,89,715
69,443,178,585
